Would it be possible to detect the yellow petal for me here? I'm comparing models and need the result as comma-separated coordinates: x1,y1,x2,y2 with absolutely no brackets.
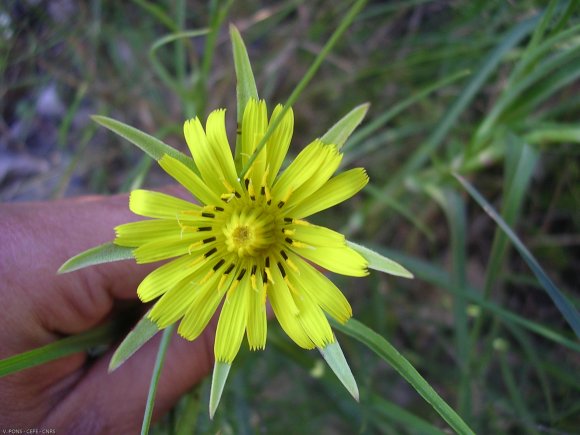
137,255,197,302
287,168,369,218
272,141,341,204
205,109,239,186
214,275,249,363
290,253,352,323
290,280,335,348
285,144,342,208
241,99,268,185
129,189,199,219
290,244,368,277
114,219,180,247
159,154,221,205
178,264,235,340
183,117,226,195
266,104,294,184
291,224,346,248
148,277,196,328
246,265,267,350
133,233,212,264
268,259,315,349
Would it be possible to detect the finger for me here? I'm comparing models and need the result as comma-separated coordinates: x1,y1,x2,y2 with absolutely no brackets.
43,322,216,433
0,186,186,340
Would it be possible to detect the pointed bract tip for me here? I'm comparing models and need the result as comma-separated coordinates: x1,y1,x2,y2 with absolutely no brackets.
209,361,232,420
319,340,360,403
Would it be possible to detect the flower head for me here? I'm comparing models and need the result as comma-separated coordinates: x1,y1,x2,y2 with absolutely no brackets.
114,99,369,363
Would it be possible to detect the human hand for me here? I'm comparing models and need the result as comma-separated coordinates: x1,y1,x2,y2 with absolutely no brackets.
0,191,214,434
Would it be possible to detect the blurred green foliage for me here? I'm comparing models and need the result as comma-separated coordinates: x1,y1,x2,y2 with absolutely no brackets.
1,0,579,433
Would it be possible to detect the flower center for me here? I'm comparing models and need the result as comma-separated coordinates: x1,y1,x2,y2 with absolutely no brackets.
223,208,275,257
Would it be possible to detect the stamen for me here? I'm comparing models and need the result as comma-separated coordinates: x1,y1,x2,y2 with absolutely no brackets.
248,178,256,201
221,193,235,203
285,276,300,297
286,258,300,273
250,265,258,290
200,269,214,284
213,259,225,271
188,241,202,254
284,217,310,226
188,255,205,267
218,274,228,291
261,166,270,187
290,241,311,249
203,236,216,244
277,262,286,278
264,257,274,283
262,271,269,293
204,247,217,258
277,188,293,209
219,263,234,290
222,179,234,190
228,279,240,295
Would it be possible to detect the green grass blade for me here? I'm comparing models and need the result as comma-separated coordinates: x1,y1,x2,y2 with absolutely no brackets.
364,183,435,241
147,28,209,113
382,15,538,195
237,0,368,180
496,340,540,434
370,396,448,435
109,313,160,372
0,323,114,377
92,115,197,172
369,249,580,353
332,318,475,435
427,187,470,418
525,124,580,144
347,240,414,278
175,389,202,435
131,0,178,32
197,0,234,117
141,325,174,435
345,69,470,151
321,103,370,150
504,322,555,422
455,174,580,340
318,339,359,401
58,242,134,274
484,136,539,296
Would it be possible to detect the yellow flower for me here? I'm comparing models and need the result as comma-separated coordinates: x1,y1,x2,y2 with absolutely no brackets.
114,99,369,364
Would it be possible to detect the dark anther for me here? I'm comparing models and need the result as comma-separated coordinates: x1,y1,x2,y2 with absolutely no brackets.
204,247,217,257
277,262,286,278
